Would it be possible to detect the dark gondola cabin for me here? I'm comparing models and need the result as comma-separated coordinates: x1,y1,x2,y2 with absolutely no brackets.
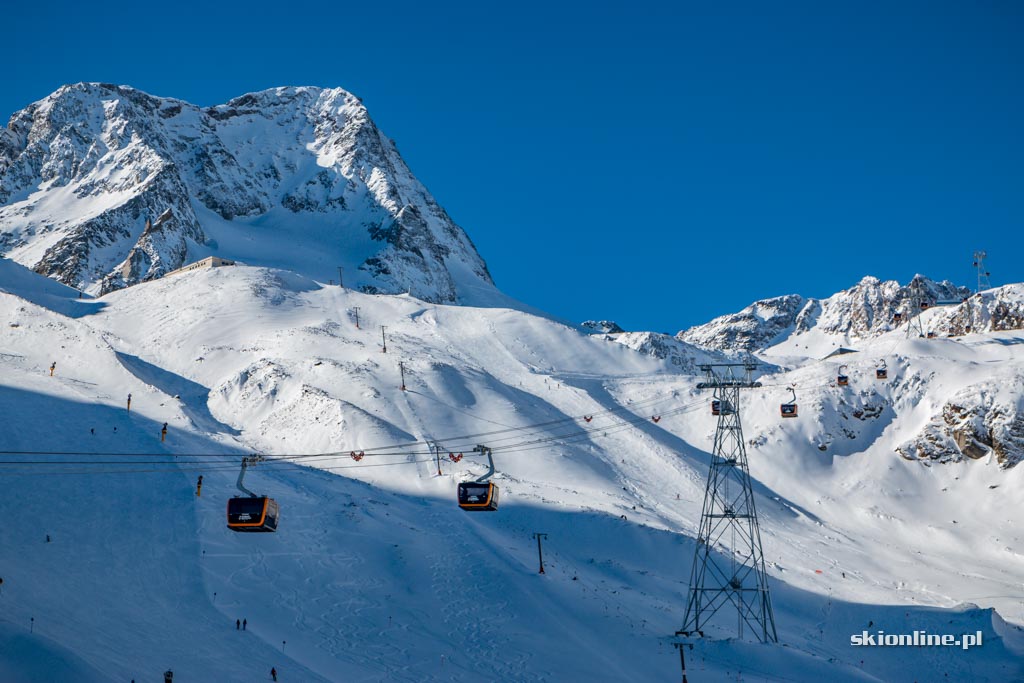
893,313,903,323
227,496,280,532
458,482,499,511
711,400,720,416
780,403,798,418
876,368,888,380
837,375,849,386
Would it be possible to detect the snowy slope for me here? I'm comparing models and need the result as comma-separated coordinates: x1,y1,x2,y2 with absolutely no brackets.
0,83,493,303
1,263,1023,681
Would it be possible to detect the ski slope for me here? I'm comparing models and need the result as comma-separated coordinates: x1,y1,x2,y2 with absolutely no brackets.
1,260,1022,682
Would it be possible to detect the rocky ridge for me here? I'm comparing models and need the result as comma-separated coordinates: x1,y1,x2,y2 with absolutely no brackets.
0,83,493,301
679,275,971,353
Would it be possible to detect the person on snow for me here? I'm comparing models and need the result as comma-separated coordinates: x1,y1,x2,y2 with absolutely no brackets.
127,393,132,412
236,619,241,630
243,618,247,630
161,422,168,442
271,667,277,681
196,475,203,497
49,362,56,376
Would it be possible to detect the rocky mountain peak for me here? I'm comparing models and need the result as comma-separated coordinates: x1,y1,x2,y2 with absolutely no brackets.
0,83,494,301
680,276,972,353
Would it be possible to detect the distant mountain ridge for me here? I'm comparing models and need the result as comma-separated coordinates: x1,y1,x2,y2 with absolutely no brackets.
678,275,973,353
0,83,493,300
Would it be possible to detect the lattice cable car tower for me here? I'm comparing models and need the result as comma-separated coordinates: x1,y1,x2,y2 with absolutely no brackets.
905,278,927,339
678,363,777,643
973,251,991,294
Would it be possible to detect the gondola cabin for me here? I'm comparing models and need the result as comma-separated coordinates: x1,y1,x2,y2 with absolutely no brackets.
893,312,903,323
780,403,798,418
711,400,720,416
458,482,499,511
920,302,930,310
927,331,936,339
837,375,849,387
227,496,280,532
876,368,888,379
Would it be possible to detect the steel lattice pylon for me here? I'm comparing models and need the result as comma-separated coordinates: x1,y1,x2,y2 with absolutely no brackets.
905,278,927,339
973,251,991,293
679,364,777,643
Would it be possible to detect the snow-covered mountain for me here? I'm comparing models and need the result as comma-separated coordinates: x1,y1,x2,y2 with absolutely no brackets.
2,84,1023,680
2,257,1023,682
676,277,1024,471
679,275,970,353
0,83,493,302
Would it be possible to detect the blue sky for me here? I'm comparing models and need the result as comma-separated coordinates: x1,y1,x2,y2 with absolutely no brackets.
4,0,1021,331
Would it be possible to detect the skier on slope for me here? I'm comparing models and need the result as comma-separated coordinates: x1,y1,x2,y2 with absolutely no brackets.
271,667,277,681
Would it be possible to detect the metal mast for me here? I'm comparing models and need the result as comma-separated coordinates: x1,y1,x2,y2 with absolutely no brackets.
973,251,991,293
679,363,777,643
905,279,927,339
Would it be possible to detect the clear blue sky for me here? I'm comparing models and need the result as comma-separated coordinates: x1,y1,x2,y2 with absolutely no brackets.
5,0,1021,331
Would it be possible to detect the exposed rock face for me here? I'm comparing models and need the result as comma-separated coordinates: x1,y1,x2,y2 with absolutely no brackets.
897,379,1024,469
929,285,1024,336
678,294,807,353
0,83,493,301
580,320,624,335
680,276,970,353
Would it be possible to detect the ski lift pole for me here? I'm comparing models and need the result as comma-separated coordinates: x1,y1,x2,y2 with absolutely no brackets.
532,532,548,574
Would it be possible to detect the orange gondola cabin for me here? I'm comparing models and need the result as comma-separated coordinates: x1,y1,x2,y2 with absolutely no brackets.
458,482,499,512
227,496,280,532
